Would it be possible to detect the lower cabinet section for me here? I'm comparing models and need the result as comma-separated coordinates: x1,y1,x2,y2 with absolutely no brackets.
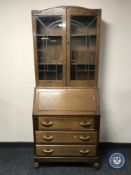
36,145,97,157
33,114,100,168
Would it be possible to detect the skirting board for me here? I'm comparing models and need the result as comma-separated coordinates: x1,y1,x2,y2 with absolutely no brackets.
0,142,131,148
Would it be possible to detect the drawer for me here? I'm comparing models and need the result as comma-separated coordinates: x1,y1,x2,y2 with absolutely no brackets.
36,145,96,157
38,116,95,130
35,131,97,144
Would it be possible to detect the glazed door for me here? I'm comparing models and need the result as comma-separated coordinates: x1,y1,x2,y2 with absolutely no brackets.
67,7,101,87
32,8,66,87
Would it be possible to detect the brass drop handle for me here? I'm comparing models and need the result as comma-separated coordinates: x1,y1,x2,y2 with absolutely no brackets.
42,135,53,141
79,149,90,155
79,136,90,141
41,121,53,127
42,149,54,154
80,121,91,127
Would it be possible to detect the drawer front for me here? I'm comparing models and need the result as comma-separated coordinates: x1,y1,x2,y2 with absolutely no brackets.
35,131,97,144
36,145,96,157
38,116,95,130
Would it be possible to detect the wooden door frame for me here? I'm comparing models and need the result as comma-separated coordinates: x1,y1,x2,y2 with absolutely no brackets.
66,7,101,87
32,7,67,87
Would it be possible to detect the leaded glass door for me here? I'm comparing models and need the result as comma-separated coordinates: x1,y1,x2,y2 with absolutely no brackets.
67,8,101,87
32,8,66,87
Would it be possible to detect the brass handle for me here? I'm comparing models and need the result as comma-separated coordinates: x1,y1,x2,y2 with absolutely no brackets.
80,121,91,127
42,135,53,141
42,149,54,154
79,136,90,141
79,149,90,154
41,121,53,127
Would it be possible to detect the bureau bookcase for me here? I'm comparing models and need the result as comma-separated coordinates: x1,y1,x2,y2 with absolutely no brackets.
32,6,101,168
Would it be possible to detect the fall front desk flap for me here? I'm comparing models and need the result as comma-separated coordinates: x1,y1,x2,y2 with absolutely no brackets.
33,88,99,115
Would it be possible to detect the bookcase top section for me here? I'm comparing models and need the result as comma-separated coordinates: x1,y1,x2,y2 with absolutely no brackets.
32,6,101,88
33,88,100,115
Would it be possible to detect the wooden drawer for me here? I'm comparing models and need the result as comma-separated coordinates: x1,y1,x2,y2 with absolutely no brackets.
36,145,96,157
35,131,97,144
38,116,95,130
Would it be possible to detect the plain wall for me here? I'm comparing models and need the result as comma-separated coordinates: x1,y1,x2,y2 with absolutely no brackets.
0,0,131,142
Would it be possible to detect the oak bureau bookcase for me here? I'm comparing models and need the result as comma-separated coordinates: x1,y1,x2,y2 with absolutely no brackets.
32,6,101,168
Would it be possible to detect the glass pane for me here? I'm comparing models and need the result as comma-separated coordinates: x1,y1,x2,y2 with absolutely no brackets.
36,16,63,80
38,65,62,80
36,16,62,35
71,16,97,35
70,16,97,80
71,64,95,80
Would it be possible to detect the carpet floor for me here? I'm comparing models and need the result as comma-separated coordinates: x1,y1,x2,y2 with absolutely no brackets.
0,143,131,175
